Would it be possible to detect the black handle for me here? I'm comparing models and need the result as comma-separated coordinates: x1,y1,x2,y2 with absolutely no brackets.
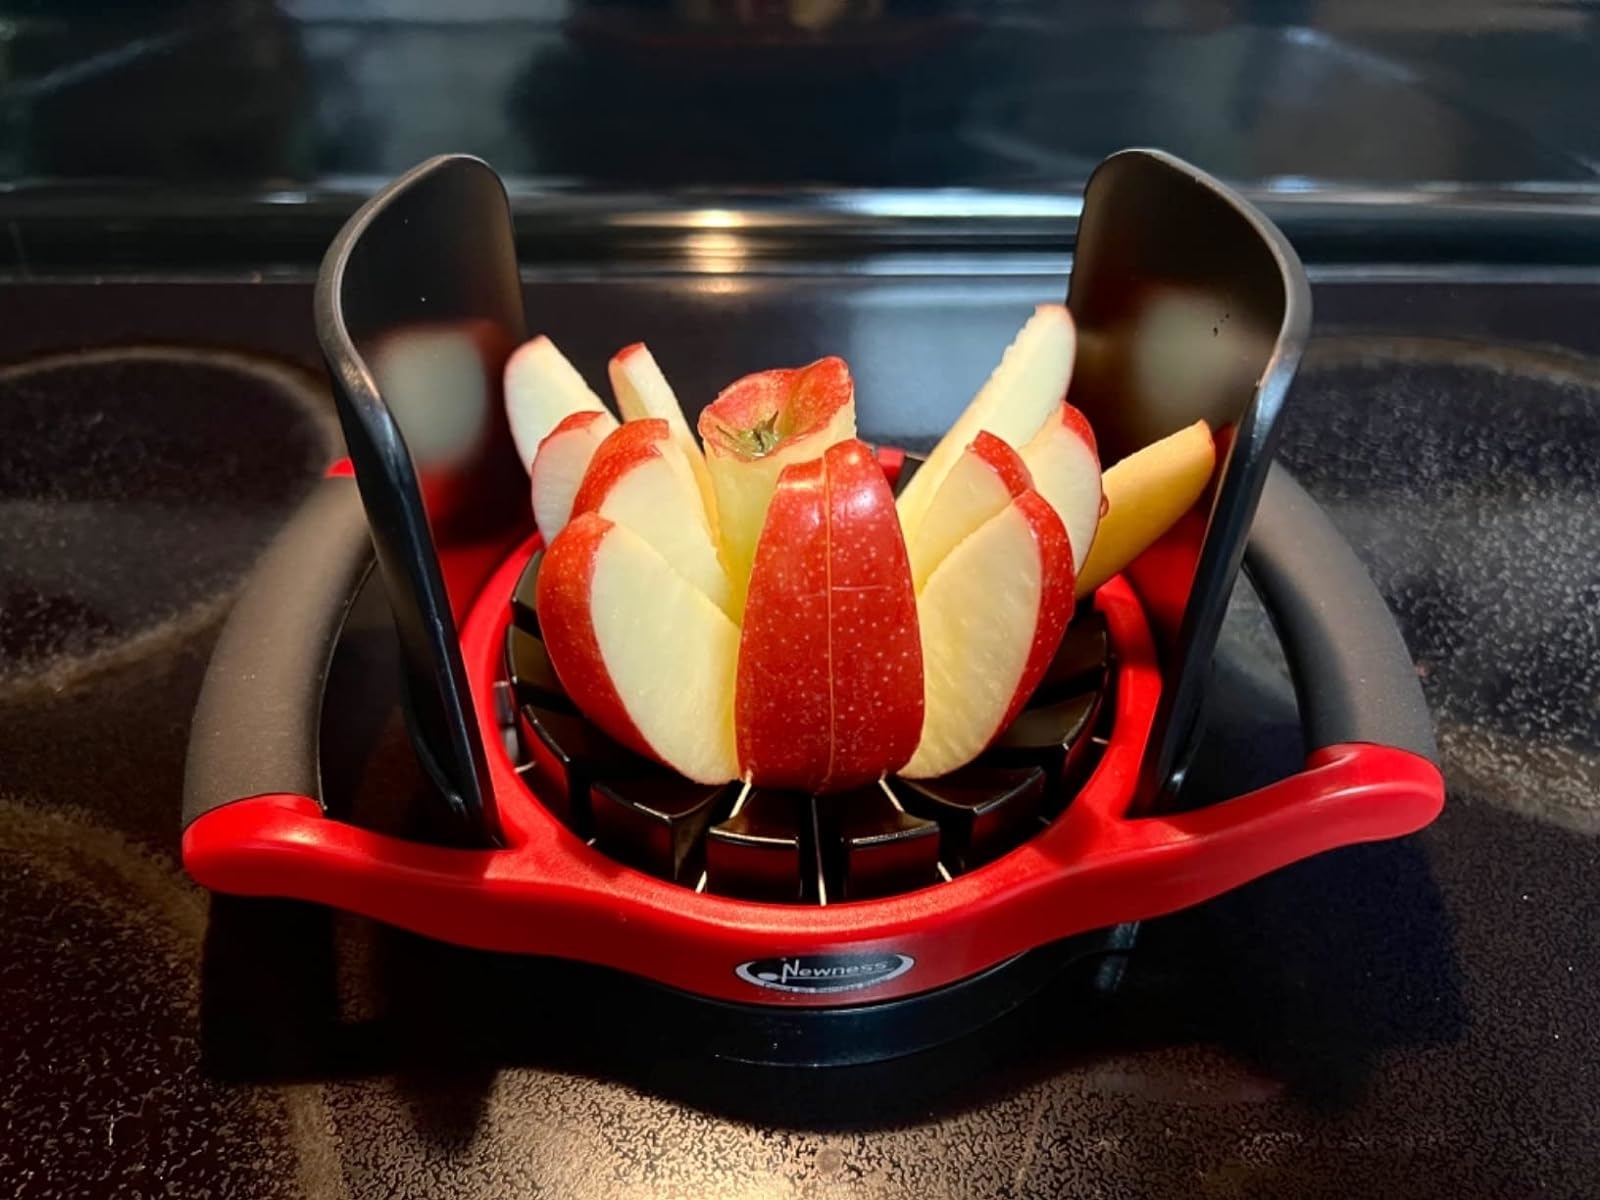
1244,464,1439,765
182,476,375,829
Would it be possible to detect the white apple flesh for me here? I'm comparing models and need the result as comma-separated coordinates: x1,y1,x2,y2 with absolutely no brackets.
536,513,740,785
902,490,1076,780
608,342,719,535
904,430,1032,593
569,418,732,616
1076,418,1216,597
505,335,613,472
896,304,1076,539
1019,401,1103,574
697,358,857,613
529,409,619,539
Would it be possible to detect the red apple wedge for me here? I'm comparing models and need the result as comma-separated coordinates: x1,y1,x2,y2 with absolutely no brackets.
570,418,732,615
905,431,1033,592
505,335,614,471
697,358,856,610
901,490,1076,780
736,439,924,793
536,513,740,784
1018,402,1103,573
896,305,1077,538
530,409,618,538
1076,418,1216,597
608,342,719,533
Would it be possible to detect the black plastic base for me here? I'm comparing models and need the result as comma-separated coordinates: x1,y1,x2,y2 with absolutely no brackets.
634,922,1140,1067
200,890,1141,1078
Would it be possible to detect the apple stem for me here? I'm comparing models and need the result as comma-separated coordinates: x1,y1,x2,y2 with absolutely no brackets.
709,415,785,458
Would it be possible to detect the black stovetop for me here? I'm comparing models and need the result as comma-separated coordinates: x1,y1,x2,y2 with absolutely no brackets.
2,271,1598,1198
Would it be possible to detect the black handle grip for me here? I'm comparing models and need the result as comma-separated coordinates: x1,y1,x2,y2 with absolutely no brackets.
182,476,375,828
1244,465,1439,765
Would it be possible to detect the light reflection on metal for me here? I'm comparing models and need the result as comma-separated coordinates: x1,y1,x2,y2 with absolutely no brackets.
690,276,757,298
685,208,746,231
7,179,1600,274
683,230,750,272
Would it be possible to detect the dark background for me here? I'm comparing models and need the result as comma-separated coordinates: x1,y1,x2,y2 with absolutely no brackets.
4,1,1600,190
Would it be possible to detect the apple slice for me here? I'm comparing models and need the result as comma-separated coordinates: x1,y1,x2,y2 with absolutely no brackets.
1076,418,1216,598
736,439,924,793
896,305,1077,538
530,409,620,538
608,343,719,531
901,490,1075,780
505,335,613,472
537,513,740,785
1018,402,1103,573
570,418,732,615
904,431,1033,592
697,357,856,610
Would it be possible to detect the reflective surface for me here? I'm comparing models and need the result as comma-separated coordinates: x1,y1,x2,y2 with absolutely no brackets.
318,154,530,844
2,2,1599,195
0,347,338,690
2,270,1597,1197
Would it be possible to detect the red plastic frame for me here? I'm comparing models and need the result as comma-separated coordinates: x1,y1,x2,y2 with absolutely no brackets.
183,512,1445,1007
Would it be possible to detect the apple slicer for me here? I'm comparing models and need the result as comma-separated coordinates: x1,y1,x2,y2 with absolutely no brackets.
181,150,1444,1065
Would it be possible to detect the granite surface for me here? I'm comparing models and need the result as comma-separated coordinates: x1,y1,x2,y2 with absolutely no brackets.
1,276,1597,1198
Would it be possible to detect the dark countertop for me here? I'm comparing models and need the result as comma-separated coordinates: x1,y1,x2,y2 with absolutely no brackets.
2,270,1598,1198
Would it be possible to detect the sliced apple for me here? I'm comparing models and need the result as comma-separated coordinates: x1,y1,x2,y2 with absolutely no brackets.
697,357,856,611
901,490,1075,780
1019,401,1102,573
536,513,739,785
896,305,1076,538
1076,419,1216,597
736,439,923,793
608,342,719,533
569,418,732,615
530,409,620,538
504,335,612,472
905,431,1032,593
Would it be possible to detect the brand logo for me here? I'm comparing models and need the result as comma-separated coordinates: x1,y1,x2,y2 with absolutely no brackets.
735,952,915,995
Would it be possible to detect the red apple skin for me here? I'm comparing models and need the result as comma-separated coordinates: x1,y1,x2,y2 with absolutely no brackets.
531,410,614,514
906,429,1034,592
995,489,1078,738
541,407,611,447
567,417,673,517
1057,403,1098,459
1022,400,1103,570
736,439,924,793
697,357,853,454
737,455,830,788
969,429,1035,495
534,512,655,763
